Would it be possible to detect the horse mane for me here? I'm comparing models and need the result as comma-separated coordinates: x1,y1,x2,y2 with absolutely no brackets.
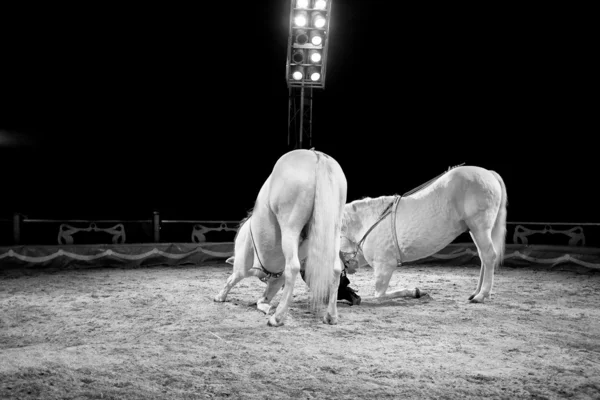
238,208,254,228
344,195,395,225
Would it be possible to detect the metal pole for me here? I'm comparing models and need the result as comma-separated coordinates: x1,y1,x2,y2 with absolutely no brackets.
153,211,160,243
13,212,21,245
287,87,292,147
308,87,313,148
299,85,305,149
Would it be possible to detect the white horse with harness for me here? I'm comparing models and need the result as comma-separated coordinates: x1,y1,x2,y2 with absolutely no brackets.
340,164,508,303
214,149,347,326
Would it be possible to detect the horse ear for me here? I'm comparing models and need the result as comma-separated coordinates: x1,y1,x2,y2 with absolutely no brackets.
226,256,235,265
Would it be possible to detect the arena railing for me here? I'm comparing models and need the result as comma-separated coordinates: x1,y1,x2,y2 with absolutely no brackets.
1,212,599,247
1,212,239,246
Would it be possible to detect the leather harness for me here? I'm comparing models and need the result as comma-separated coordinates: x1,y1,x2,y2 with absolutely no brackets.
244,152,464,279
341,163,465,268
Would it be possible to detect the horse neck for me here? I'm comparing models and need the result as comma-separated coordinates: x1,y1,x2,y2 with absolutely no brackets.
343,195,395,242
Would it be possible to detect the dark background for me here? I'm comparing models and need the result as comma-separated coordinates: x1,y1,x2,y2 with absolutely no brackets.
0,1,596,223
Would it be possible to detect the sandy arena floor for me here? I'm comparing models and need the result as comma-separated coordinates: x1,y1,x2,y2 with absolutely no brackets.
1,262,599,399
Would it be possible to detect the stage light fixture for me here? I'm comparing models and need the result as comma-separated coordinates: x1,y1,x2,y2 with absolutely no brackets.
286,0,332,89
294,10,308,27
307,66,321,81
295,29,309,45
296,0,309,8
291,66,305,81
292,49,305,63
309,31,323,46
314,0,327,10
311,11,326,28
308,49,321,63
286,0,333,150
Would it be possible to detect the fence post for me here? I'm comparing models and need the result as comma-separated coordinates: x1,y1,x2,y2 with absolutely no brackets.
13,212,21,245
153,210,160,243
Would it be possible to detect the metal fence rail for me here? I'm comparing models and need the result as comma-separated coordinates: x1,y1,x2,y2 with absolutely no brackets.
1,212,600,246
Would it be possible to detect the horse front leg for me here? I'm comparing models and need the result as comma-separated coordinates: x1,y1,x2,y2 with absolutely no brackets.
371,260,421,300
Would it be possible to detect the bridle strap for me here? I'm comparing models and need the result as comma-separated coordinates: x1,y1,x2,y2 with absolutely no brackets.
390,195,403,266
347,195,403,266
248,217,283,282
356,200,395,250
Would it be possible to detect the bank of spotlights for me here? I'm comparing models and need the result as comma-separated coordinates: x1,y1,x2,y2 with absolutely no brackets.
287,0,331,88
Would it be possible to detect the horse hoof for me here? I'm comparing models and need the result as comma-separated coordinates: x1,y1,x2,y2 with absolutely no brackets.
256,303,271,315
213,295,225,302
469,294,485,303
267,316,284,327
323,314,338,325
468,294,476,301
415,288,421,298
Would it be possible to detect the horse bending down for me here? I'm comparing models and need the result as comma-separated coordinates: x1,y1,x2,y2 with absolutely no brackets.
214,149,348,326
340,165,508,303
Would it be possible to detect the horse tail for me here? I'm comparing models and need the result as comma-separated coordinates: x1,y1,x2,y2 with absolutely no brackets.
490,170,508,270
304,154,344,312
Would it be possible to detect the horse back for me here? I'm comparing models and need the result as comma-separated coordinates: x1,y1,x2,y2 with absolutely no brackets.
443,166,503,218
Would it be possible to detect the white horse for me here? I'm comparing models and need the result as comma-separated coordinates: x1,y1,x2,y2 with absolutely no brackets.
340,165,507,303
214,149,348,327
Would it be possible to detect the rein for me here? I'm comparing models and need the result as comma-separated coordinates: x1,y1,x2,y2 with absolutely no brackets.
342,163,465,267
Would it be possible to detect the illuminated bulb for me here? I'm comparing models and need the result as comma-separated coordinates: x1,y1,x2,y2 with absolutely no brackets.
296,0,309,8
307,66,320,81
293,71,303,80
314,0,327,9
310,51,321,63
294,14,307,27
310,34,322,46
313,15,326,28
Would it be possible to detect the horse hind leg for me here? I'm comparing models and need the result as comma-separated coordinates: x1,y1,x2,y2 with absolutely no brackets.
468,229,497,303
468,231,484,301
214,269,247,302
256,276,285,314
268,232,301,327
324,240,343,325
